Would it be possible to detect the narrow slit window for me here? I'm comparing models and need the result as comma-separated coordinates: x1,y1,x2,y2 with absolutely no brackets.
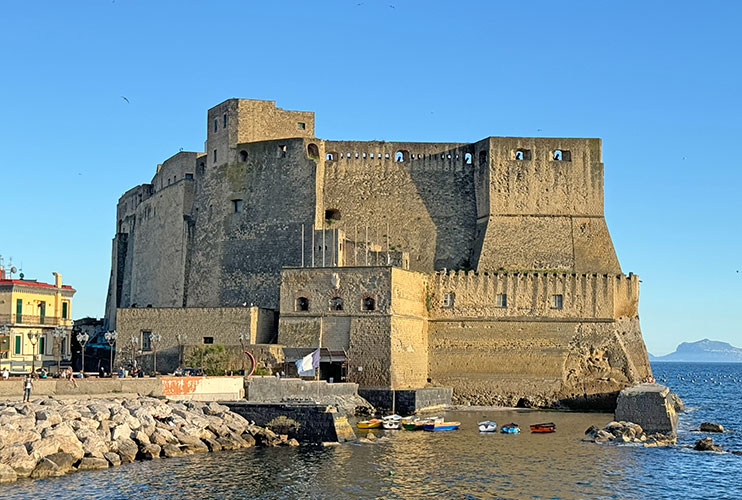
496,293,507,308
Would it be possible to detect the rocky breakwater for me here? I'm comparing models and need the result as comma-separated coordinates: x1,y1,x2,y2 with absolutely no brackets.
0,397,298,483
584,421,676,446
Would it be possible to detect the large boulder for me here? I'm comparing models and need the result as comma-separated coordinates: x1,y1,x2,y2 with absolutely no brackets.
113,438,138,463
0,443,39,477
35,410,63,426
138,443,161,460
77,457,109,470
694,437,722,452
27,437,61,460
30,458,61,479
0,463,17,483
46,452,78,474
103,451,122,467
614,384,678,436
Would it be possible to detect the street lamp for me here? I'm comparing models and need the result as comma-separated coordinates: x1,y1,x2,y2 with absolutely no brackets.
76,332,89,375
238,331,248,375
104,330,117,375
52,326,66,375
175,332,187,368
129,335,139,368
150,333,162,375
0,325,9,362
27,331,40,374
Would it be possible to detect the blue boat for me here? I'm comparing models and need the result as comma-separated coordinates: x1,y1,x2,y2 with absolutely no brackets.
423,421,461,432
501,423,520,434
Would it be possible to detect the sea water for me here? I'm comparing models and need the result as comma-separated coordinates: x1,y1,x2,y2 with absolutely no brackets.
1,362,740,499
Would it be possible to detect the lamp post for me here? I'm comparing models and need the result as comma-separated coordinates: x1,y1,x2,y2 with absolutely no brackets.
76,332,89,375
238,331,248,375
129,335,139,368
27,331,40,374
104,330,117,375
150,333,161,375
52,326,66,375
175,332,187,368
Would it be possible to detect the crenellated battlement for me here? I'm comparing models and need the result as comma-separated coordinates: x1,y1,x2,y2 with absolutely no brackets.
429,270,639,320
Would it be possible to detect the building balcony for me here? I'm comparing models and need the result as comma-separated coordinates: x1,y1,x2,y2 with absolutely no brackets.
0,314,72,327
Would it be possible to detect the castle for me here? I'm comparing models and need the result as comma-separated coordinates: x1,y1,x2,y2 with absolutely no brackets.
106,98,651,407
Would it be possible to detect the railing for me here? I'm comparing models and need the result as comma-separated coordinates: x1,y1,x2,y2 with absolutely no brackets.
0,314,71,326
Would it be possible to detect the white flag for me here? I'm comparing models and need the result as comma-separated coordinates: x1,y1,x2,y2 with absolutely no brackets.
296,351,315,377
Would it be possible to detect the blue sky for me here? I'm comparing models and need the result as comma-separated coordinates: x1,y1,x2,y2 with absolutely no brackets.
1,1,739,355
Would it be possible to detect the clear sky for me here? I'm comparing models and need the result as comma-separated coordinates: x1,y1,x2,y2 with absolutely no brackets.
1,1,740,355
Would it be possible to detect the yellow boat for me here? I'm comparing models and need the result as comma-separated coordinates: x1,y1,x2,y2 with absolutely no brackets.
357,418,383,429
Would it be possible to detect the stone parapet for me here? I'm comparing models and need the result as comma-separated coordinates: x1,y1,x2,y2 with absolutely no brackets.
614,383,678,435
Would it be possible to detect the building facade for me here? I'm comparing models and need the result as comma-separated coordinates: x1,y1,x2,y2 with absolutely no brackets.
0,268,74,373
109,98,651,407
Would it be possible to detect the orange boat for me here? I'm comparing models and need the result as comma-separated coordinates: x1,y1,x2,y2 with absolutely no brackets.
530,422,556,433
358,418,383,429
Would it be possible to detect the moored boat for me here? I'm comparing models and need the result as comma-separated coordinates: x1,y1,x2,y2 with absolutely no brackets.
423,421,461,432
478,420,497,433
357,418,382,429
529,422,556,433
500,423,520,434
382,414,402,430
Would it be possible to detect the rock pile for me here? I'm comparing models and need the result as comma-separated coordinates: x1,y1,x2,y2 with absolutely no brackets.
584,421,676,446
699,422,724,433
0,397,299,483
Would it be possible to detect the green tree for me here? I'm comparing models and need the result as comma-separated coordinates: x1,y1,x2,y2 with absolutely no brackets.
186,344,229,376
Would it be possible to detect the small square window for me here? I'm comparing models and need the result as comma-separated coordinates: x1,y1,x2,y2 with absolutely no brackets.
496,293,507,308
278,145,287,158
203,336,214,344
297,122,306,130
442,293,455,308
185,173,194,180
551,294,563,309
232,199,243,213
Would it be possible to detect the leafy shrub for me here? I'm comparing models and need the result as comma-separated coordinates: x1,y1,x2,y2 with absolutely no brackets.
186,344,229,376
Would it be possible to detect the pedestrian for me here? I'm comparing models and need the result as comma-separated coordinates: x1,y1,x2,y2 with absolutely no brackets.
99,365,106,378
118,366,125,378
2,367,9,380
23,374,33,402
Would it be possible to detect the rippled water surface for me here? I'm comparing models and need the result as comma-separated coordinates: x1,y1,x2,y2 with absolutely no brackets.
1,363,740,499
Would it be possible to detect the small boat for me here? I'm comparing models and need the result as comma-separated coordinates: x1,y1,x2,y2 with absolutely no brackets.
530,422,556,433
478,420,497,433
382,414,402,430
357,418,382,429
401,417,423,431
423,421,461,432
500,423,520,434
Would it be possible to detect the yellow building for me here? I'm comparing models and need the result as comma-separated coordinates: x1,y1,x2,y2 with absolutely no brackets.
0,268,75,373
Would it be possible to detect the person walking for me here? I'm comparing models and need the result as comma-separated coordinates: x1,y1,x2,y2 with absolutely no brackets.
23,374,33,402
1,367,9,380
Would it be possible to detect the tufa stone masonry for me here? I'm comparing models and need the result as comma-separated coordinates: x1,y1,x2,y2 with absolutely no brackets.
107,98,652,408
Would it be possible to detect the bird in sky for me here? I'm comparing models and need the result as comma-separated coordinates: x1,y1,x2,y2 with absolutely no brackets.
121,96,130,104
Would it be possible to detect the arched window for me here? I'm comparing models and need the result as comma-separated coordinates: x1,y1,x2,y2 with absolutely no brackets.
325,209,341,221
464,153,473,165
307,143,319,158
295,297,309,312
329,297,344,311
239,150,248,162
326,152,337,161
479,151,487,166
514,149,531,160
362,296,376,311
552,149,571,161
394,150,409,162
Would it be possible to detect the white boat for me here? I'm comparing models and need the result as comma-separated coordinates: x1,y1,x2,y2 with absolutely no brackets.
478,420,497,433
382,414,402,430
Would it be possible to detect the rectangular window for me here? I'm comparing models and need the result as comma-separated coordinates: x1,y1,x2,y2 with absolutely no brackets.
551,294,563,309
223,113,227,128
142,330,152,352
297,122,306,130
442,293,455,308
278,145,287,158
185,173,194,180
214,119,218,132
16,299,22,322
232,199,243,213
62,301,69,319
14,336,21,355
203,336,214,344
39,336,45,355
213,149,218,163
496,293,507,308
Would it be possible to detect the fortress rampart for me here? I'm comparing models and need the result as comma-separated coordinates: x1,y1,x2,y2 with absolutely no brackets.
105,98,651,408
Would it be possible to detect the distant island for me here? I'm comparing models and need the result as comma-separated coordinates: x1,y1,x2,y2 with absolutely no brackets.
650,339,742,363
